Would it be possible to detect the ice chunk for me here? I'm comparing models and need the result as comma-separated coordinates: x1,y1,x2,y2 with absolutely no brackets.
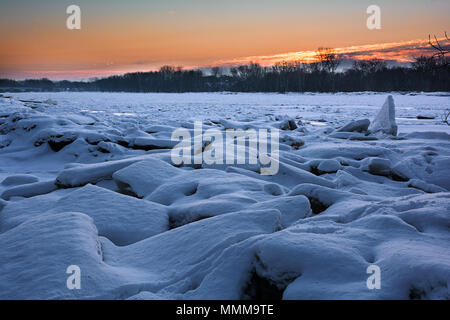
43,99,58,105
227,161,336,189
1,180,58,200
113,158,181,198
56,156,150,188
337,119,370,133
49,185,169,245
132,137,178,150
107,209,282,287
280,119,298,131
250,195,312,227
0,193,60,232
317,159,342,174
392,156,450,191
365,158,392,176
408,179,447,193
369,95,398,136
0,212,124,299
1,174,39,186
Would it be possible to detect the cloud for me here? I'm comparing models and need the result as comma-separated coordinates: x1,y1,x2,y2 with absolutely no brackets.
4,37,448,80
210,38,450,67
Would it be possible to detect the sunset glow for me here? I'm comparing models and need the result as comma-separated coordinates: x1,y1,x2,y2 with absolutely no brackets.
1,0,449,80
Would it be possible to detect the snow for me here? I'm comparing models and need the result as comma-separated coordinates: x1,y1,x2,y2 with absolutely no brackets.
317,159,342,173
55,156,149,188
1,174,39,186
0,184,169,246
113,158,181,198
1,180,57,200
0,92,449,300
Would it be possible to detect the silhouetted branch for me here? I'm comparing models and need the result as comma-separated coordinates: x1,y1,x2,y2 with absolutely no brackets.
442,109,450,126
429,32,449,58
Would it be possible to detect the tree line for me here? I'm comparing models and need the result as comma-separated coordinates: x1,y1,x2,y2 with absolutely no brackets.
1,50,449,93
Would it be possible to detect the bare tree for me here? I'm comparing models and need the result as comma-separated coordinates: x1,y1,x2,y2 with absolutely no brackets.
272,61,298,73
160,65,176,73
316,47,340,73
428,32,450,68
411,56,438,72
428,32,449,58
353,59,387,74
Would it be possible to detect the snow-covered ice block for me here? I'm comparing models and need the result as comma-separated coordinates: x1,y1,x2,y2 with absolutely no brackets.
97,141,127,154
280,118,298,131
1,174,39,186
102,209,282,289
280,134,305,150
65,114,96,125
132,137,178,150
369,95,398,136
227,161,336,189
43,98,58,105
365,158,392,176
1,180,58,200
113,158,181,198
56,156,150,188
0,193,60,232
250,195,312,227
340,166,422,198
288,184,350,214
317,159,342,173
217,119,259,130
337,119,370,133
146,169,287,206
167,195,257,228
329,131,378,141
0,212,125,299
297,143,391,160
165,186,307,229
188,193,450,300
49,185,169,245
392,155,450,191
407,179,447,193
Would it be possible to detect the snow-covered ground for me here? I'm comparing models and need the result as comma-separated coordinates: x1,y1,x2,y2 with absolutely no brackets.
0,92,449,300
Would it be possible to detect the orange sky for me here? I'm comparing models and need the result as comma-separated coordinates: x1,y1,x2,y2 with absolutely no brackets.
0,0,449,80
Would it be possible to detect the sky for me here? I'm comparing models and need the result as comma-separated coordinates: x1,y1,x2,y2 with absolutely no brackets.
0,0,449,80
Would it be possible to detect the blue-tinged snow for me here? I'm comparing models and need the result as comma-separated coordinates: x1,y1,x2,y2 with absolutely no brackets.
0,92,449,300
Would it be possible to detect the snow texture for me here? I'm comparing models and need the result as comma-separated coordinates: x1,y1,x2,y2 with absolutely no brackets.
0,92,449,300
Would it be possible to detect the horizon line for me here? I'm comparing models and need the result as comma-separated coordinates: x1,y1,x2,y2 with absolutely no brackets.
2,37,448,81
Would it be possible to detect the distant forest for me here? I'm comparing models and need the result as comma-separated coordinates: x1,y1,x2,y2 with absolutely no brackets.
2,49,449,93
